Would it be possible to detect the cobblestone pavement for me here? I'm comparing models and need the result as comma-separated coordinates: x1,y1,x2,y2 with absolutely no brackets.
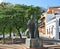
0,44,27,49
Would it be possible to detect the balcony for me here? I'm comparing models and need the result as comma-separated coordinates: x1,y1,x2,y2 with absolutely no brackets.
38,22,45,27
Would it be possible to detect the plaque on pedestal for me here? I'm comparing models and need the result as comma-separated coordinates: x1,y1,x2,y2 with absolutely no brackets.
26,38,43,48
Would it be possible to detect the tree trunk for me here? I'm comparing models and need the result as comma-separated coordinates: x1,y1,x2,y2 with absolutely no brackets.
17,29,22,38
2,27,5,44
9,27,12,38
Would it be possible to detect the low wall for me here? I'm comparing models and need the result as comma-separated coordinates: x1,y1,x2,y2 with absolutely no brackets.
2,38,26,44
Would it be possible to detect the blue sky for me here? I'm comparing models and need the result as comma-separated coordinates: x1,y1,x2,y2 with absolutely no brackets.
3,0,60,8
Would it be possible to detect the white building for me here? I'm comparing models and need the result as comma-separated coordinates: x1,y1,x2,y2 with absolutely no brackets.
46,6,60,40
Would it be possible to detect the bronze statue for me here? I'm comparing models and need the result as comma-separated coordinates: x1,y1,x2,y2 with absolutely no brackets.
26,15,43,48
27,15,39,38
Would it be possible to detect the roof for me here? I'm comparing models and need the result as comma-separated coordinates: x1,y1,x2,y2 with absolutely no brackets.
49,6,60,8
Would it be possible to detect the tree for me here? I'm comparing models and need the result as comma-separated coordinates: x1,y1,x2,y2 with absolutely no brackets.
0,2,45,39
0,17,9,43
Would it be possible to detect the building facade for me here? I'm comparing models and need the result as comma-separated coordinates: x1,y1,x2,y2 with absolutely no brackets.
46,6,60,39
38,13,46,37
38,6,60,40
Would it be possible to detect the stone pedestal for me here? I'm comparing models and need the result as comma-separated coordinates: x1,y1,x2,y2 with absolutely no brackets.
26,38,43,48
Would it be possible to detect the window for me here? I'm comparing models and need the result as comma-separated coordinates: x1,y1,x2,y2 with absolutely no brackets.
51,26,54,34
47,29,48,34
49,28,50,34
59,19,60,26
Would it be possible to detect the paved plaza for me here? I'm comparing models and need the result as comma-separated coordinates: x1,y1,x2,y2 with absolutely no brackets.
0,44,60,49
0,44,27,49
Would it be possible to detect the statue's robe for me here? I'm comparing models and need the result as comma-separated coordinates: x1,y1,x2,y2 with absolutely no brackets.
27,20,35,38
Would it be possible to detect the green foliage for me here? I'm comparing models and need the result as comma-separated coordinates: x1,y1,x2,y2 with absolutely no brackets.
0,2,45,38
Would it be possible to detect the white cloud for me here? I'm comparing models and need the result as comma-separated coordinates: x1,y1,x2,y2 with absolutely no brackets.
0,0,3,4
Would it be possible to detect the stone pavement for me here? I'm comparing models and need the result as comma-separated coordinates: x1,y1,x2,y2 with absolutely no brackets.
44,45,60,49
1,44,60,49
0,44,28,49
